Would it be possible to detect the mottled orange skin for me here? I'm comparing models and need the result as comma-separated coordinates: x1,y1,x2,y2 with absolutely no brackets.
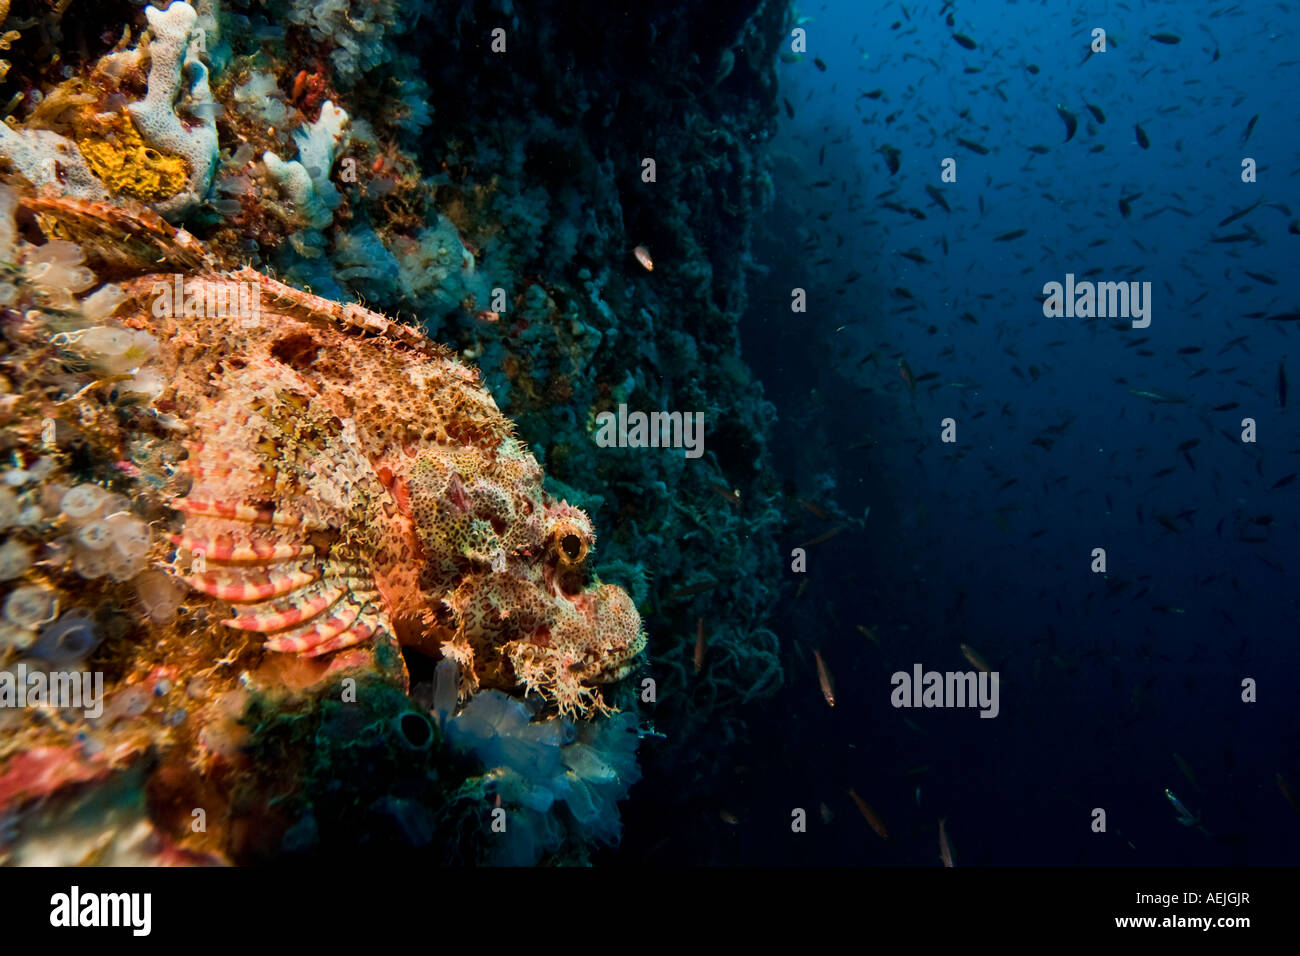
29,196,645,718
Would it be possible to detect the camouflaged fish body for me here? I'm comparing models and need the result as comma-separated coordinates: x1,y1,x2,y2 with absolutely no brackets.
24,196,645,718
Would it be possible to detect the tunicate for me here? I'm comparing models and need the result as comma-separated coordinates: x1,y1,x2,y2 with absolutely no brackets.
41,484,68,517
105,546,148,582
26,242,95,297
136,570,184,624
75,520,112,551
99,492,131,516
0,622,35,652
561,742,617,783
59,326,159,376
432,658,458,726
0,486,18,529
72,547,111,579
517,717,571,749
29,608,100,664
119,367,165,402
65,506,150,581
497,769,555,814
190,101,224,120
0,538,32,580
107,556,146,583
501,733,564,780
114,686,150,719
105,512,150,560
561,772,601,825
3,584,59,628
60,484,108,523
80,284,127,324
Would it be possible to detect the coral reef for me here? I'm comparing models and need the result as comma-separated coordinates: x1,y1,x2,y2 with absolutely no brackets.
262,99,349,230
0,1,219,218
0,185,644,862
124,1,220,217
0,0,793,862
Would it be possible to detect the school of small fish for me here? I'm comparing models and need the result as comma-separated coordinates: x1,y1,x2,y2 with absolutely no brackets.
758,0,1296,864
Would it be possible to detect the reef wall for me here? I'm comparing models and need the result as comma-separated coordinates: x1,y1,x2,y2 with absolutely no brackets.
0,0,791,862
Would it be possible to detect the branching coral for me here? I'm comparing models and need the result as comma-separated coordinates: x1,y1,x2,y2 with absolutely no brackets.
262,99,350,230
124,1,219,218
280,0,422,88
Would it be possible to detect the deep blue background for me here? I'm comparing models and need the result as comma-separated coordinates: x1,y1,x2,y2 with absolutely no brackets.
733,0,1300,864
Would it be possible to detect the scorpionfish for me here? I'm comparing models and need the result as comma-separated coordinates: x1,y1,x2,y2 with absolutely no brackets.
24,195,646,718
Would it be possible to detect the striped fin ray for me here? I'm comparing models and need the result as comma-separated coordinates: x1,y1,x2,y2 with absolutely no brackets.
174,497,332,532
171,534,315,564
173,521,391,655
219,574,374,633
296,608,387,658
166,357,392,658
182,566,318,602
221,579,350,632
263,593,383,655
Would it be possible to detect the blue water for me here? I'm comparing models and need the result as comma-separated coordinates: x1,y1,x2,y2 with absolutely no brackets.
733,0,1300,864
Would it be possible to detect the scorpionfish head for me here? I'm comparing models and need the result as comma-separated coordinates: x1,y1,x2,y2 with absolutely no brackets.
396,442,646,716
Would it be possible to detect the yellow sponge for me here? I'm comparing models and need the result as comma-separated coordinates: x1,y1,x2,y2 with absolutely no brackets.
76,112,189,203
